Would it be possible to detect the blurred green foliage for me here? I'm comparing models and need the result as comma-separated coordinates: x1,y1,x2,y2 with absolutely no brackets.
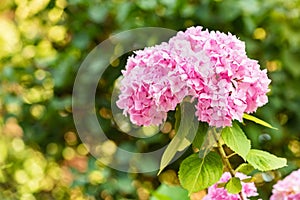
0,0,300,199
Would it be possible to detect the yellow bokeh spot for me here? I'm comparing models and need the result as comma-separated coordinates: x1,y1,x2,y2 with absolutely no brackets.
24,157,45,178
30,104,46,119
15,170,29,184
159,169,179,185
142,125,159,137
40,176,54,191
161,122,172,134
0,17,21,58
137,187,150,200
77,143,89,156
27,179,41,193
18,18,41,40
20,193,36,200
101,140,117,156
56,0,67,9
22,45,36,59
99,107,112,119
23,85,53,104
15,4,30,19
43,78,55,90
47,162,62,180
88,170,104,185
70,188,85,200
64,131,77,146
47,143,58,155
289,140,300,157
16,0,50,19
42,89,54,101
62,147,75,160
36,40,56,58
48,7,64,23
12,138,25,152
253,27,267,40
28,0,50,16
34,69,46,80
48,25,67,42
21,74,33,86
22,87,43,104
169,129,176,139
6,102,21,116
266,60,281,72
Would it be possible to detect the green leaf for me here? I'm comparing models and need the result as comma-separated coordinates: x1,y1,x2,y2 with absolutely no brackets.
178,138,192,151
235,163,255,175
198,127,221,158
158,102,199,175
243,114,278,130
241,177,255,183
225,177,242,194
192,122,208,149
221,122,251,160
150,184,189,200
246,149,287,171
179,152,223,194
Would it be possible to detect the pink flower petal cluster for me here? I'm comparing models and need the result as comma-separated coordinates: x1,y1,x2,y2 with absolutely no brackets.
203,172,259,200
117,26,270,127
270,169,300,200
169,27,270,127
117,43,189,126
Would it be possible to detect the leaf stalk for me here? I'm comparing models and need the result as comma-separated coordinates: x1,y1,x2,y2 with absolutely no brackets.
213,129,245,200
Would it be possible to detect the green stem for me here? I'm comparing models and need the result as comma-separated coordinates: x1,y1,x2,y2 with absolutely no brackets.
226,152,237,159
214,129,245,200
216,137,236,176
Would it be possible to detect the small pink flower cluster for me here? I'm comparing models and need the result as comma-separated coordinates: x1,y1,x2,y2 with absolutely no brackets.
203,172,259,200
270,169,300,200
117,26,270,127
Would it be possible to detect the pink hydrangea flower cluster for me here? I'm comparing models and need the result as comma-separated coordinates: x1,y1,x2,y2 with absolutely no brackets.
117,43,188,126
270,169,300,200
203,172,259,200
169,27,270,127
117,26,271,127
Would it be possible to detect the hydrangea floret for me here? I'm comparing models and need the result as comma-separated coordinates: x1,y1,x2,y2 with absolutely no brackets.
270,169,300,200
203,172,258,200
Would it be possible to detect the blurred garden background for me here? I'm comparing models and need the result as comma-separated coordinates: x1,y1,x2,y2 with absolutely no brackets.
0,0,300,199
